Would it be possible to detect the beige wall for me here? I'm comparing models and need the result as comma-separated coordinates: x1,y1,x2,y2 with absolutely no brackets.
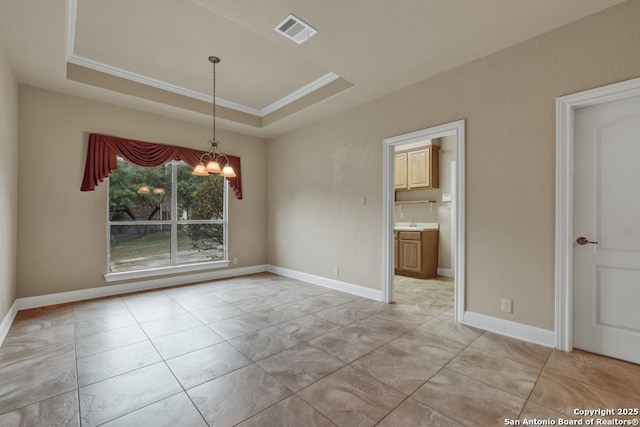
0,48,18,319
17,87,267,298
267,1,640,330
394,136,456,270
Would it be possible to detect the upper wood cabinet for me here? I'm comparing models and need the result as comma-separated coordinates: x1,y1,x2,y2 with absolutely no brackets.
394,145,439,190
394,153,408,189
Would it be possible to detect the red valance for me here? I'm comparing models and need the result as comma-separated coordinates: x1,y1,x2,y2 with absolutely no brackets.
81,133,242,199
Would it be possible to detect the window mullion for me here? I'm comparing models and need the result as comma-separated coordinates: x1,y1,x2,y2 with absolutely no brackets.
224,178,229,261
170,163,178,265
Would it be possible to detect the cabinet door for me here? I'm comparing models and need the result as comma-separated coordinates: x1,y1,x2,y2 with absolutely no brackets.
407,148,430,188
399,240,422,273
394,153,408,189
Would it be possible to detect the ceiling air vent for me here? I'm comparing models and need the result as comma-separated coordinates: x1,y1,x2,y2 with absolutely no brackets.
274,14,317,44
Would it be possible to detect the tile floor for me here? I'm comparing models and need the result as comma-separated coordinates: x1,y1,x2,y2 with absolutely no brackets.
0,273,639,426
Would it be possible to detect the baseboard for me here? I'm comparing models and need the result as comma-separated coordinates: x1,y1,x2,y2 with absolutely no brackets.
437,268,454,277
0,300,19,347
17,265,269,311
266,265,383,301
463,311,555,348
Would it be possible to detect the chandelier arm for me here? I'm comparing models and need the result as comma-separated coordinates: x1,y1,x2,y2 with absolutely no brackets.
216,154,228,165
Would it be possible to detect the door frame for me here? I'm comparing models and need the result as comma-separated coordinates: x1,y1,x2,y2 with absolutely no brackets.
555,76,640,351
382,119,466,323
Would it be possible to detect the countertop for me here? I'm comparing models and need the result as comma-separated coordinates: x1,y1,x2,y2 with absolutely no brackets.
394,222,439,231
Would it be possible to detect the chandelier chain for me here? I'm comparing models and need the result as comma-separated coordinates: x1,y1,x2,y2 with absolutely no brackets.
212,57,216,144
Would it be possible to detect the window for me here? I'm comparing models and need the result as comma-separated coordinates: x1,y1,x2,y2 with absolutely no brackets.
107,158,228,276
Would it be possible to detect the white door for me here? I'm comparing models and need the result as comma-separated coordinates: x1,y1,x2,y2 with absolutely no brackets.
573,94,640,364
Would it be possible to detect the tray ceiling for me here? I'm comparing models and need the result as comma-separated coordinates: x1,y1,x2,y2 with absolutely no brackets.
0,0,628,137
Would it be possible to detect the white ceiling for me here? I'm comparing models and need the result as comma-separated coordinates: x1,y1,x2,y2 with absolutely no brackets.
0,0,627,138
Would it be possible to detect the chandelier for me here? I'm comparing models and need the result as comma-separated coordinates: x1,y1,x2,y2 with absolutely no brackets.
192,56,236,178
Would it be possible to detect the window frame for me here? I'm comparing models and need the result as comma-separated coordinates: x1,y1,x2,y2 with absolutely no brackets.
104,161,230,282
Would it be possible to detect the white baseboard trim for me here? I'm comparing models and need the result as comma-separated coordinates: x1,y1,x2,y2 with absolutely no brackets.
0,300,19,347
11,263,382,320
17,265,269,311
266,265,383,301
463,311,555,348
437,268,454,277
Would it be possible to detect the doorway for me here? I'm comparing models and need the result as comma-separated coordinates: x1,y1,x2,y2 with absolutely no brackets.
382,120,466,323
556,77,640,364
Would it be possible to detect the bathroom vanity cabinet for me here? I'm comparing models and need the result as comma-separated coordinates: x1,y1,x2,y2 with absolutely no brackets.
394,229,439,278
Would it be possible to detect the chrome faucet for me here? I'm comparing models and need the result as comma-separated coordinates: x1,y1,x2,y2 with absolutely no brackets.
409,213,416,227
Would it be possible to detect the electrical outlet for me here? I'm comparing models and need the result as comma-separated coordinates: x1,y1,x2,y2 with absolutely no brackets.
501,299,513,313
233,257,238,265
360,196,366,206
333,266,339,277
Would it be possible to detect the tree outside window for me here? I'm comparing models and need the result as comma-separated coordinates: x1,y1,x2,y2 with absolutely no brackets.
108,158,226,272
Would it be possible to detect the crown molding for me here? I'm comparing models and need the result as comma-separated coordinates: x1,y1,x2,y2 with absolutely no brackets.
67,54,261,116
66,0,77,59
260,72,339,116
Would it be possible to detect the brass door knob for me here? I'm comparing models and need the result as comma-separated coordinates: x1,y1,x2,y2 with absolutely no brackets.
576,237,599,245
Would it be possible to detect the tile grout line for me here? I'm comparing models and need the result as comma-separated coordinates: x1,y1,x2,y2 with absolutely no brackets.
72,303,81,426
516,342,556,420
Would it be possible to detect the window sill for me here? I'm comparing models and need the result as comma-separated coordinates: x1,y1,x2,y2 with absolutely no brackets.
104,260,231,283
